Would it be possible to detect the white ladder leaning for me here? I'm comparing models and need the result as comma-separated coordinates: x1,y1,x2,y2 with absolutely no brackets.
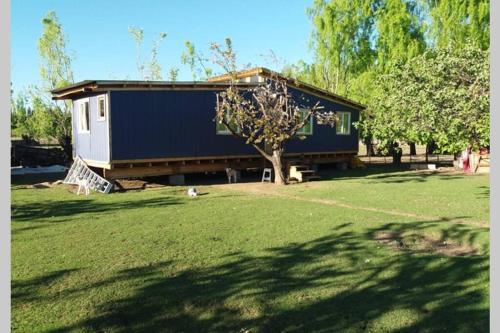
64,156,113,194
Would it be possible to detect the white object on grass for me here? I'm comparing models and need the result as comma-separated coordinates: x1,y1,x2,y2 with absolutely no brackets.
187,187,198,197
262,168,272,183
225,168,238,183
76,177,90,196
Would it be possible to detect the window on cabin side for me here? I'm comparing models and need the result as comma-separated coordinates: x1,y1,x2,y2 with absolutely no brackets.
216,110,240,135
296,109,313,135
97,96,106,121
336,112,351,135
79,101,90,133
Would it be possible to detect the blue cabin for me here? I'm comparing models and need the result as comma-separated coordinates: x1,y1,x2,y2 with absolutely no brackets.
51,68,364,179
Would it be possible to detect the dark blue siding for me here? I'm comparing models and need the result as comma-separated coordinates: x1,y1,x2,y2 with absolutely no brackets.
285,87,359,153
110,89,359,161
110,90,255,160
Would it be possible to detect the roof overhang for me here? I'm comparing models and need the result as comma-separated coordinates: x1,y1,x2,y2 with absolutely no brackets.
51,68,366,110
51,81,257,100
208,67,366,110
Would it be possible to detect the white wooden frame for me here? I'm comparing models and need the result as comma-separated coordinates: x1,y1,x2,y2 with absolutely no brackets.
97,95,107,121
77,98,90,133
297,108,313,136
216,109,240,135
336,111,351,135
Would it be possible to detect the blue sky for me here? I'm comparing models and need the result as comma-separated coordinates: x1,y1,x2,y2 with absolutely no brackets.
11,0,314,93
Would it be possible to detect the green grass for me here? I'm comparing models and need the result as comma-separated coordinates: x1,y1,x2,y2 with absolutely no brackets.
11,168,489,332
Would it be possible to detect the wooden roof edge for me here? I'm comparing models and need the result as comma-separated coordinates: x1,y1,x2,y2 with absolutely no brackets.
50,80,260,99
51,71,366,110
208,67,366,110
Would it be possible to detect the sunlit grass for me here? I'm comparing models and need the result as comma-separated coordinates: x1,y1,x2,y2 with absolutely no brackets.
11,169,489,332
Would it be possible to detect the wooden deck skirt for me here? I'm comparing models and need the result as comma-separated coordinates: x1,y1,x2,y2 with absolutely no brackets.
86,151,357,179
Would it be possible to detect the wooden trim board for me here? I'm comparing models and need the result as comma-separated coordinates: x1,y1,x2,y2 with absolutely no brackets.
110,151,358,164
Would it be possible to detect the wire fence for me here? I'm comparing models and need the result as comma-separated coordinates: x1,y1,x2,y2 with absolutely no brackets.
358,154,455,166
357,142,455,166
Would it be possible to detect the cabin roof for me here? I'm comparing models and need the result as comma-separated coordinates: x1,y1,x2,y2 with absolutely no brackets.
208,67,366,110
51,81,257,100
51,67,365,110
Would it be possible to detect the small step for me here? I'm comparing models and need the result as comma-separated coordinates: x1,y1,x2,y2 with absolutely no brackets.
290,164,309,171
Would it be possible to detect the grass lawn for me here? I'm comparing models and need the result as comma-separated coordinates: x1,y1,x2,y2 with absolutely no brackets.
11,167,489,332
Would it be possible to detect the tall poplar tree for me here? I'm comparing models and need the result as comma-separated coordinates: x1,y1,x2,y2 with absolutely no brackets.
36,11,74,159
375,0,426,73
307,0,377,96
425,0,489,50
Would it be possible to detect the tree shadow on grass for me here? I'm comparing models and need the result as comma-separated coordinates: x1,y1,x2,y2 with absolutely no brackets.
476,186,490,199
11,196,183,223
12,269,80,303
40,220,488,333
319,166,468,184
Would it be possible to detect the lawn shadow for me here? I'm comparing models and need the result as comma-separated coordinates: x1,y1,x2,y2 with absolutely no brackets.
12,268,80,303
43,218,488,333
477,186,490,199
318,166,468,184
11,196,183,223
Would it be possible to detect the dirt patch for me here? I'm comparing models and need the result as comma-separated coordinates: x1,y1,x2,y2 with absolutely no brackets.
20,180,64,189
373,231,477,257
212,181,322,195
115,179,159,190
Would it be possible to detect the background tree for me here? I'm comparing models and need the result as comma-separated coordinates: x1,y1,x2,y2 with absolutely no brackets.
375,0,426,73
306,0,377,96
306,0,428,156
128,27,172,80
10,89,36,141
361,46,489,158
168,68,179,82
181,41,213,81
212,40,338,185
304,0,489,157
425,0,489,51
33,11,74,159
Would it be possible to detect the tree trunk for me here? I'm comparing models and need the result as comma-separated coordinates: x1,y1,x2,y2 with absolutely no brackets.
271,149,286,185
364,137,375,157
409,142,416,156
390,142,402,165
426,141,436,155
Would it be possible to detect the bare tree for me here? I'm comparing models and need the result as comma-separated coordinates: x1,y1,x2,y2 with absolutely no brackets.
212,40,338,185
128,27,168,80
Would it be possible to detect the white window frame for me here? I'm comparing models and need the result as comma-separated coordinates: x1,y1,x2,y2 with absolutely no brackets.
216,110,240,135
97,95,107,121
296,108,313,136
336,111,351,135
78,98,90,133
